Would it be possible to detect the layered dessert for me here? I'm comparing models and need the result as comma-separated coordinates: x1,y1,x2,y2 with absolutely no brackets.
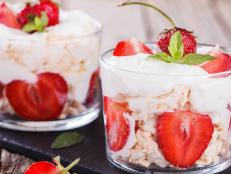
0,0,102,121
101,1,231,171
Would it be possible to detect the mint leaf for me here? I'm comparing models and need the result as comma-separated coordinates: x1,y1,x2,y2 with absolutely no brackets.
180,53,215,65
148,52,177,63
168,31,184,59
51,132,84,149
22,12,48,33
22,23,37,33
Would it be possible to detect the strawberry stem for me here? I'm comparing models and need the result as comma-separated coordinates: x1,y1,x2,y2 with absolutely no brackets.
53,156,80,174
64,158,80,171
118,1,176,28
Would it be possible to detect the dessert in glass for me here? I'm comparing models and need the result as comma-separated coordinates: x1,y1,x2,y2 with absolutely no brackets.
101,1,231,173
0,0,102,131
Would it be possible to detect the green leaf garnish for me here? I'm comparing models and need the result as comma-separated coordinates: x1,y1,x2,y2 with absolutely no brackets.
149,32,215,65
179,53,215,65
52,132,84,149
148,52,177,63
23,12,48,33
168,31,184,59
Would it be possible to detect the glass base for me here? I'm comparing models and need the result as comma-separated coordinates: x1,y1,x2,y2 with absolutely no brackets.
107,152,231,174
0,107,100,132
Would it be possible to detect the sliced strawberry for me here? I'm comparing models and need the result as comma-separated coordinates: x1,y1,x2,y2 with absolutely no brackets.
228,104,231,130
0,3,21,29
6,72,68,121
113,38,153,56
156,111,214,168
201,47,231,74
24,161,58,174
104,96,131,151
0,82,4,99
155,28,196,55
85,69,99,105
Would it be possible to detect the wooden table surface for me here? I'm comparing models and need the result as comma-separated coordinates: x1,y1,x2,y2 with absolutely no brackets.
1,0,231,173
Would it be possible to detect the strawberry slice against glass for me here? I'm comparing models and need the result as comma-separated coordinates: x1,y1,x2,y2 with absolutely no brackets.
156,111,214,168
6,72,68,121
85,69,99,105
0,2,21,29
104,96,131,151
113,38,153,56
0,82,4,99
202,47,231,74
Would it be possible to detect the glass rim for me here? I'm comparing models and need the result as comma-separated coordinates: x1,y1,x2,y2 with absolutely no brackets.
0,21,103,42
100,43,231,77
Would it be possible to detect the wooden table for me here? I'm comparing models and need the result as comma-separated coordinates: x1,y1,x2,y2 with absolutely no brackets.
1,0,231,173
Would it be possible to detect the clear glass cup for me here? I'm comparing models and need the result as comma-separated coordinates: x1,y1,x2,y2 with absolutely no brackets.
0,22,102,131
100,44,231,174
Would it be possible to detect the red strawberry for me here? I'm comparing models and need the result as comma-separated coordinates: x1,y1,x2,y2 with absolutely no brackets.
201,47,231,74
0,82,4,99
156,111,214,168
228,104,231,130
24,156,79,174
6,72,68,121
24,161,58,174
104,96,131,151
17,3,35,27
155,28,196,55
85,69,99,105
34,0,59,26
0,2,21,29
17,0,59,27
113,38,153,56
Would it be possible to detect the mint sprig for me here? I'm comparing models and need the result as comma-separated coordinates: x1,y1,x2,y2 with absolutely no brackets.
23,12,48,33
149,32,215,65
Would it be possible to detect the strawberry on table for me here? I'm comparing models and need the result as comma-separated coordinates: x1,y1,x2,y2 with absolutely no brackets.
0,2,21,29
113,38,153,56
104,96,131,151
6,72,68,121
24,156,79,174
156,111,214,168
202,47,231,74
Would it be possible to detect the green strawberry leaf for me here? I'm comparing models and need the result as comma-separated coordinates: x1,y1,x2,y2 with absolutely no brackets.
180,53,215,65
51,132,84,149
22,11,48,33
148,52,177,63
168,31,184,59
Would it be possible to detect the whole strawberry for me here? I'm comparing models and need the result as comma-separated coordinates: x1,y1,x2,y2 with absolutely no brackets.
24,156,80,174
156,28,196,54
17,0,59,32
119,1,197,55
